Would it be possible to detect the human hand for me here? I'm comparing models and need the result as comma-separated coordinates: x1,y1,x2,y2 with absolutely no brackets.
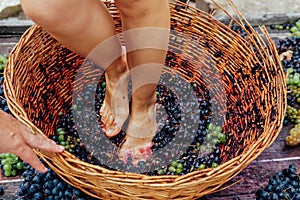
0,110,64,174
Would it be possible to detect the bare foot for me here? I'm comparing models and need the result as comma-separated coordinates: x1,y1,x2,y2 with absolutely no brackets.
118,102,157,165
100,55,129,138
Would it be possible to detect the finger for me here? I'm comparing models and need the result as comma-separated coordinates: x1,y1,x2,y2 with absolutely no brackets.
22,126,64,153
15,145,48,173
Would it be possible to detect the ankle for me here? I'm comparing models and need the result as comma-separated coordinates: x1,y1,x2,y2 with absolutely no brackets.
131,93,156,111
106,57,127,81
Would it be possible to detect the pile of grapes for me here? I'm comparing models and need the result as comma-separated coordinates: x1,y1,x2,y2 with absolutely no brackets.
18,161,93,200
284,68,300,146
0,55,25,179
255,165,300,200
50,70,227,175
270,19,300,146
0,153,25,177
271,19,300,37
0,54,10,114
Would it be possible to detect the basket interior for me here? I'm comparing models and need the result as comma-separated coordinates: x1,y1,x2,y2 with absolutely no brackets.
12,22,284,162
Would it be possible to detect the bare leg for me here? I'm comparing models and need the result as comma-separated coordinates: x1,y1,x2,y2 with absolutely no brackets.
21,0,129,137
115,0,170,164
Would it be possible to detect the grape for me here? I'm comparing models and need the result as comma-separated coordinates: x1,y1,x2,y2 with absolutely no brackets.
18,161,94,199
0,55,7,73
256,165,299,200
16,162,24,170
286,124,300,147
11,169,17,176
0,186,4,196
4,169,11,177
3,164,12,171
0,153,25,177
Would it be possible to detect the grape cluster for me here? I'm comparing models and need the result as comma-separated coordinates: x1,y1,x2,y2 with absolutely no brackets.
285,105,299,124
286,124,300,147
277,37,300,72
50,127,81,154
276,35,300,145
283,68,300,146
270,23,295,31
0,55,11,114
271,19,300,37
0,55,24,178
0,55,7,73
18,162,94,200
255,164,300,200
0,153,25,177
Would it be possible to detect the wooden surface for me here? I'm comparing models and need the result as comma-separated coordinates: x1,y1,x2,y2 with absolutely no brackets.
0,26,299,200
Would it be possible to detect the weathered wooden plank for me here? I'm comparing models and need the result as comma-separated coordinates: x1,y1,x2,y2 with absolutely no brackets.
195,0,210,12
201,159,300,199
0,43,16,54
0,180,22,200
0,20,32,37
257,125,300,160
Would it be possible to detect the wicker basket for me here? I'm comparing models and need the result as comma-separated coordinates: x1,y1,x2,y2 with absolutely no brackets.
4,0,286,199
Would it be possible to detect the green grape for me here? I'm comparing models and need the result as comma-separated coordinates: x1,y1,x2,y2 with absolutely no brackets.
290,26,299,33
212,138,219,145
11,169,17,176
287,68,294,74
198,164,206,170
168,166,176,173
55,128,65,134
158,169,165,175
211,162,219,168
11,157,19,165
1,158,12,165
170,161,177,168
218,133,226,143
207,123,216,131
205,133,212,141
275,25,283,30
296,20,300,28
175,168,183,174
57,130,66,135
16,162,23,170
4,169,11,176
215,126,222,133
211,130,219,137
3,164,12,171
286,124,300,146
7,153,17,159
176,163,183,170
71,104,78,110
294,31,300,37
58,135,64,142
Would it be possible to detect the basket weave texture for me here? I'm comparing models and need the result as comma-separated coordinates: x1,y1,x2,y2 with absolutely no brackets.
4,0,286,199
